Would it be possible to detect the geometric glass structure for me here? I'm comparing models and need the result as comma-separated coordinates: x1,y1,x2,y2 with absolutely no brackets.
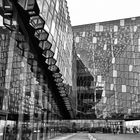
2,0,17,31
45,58,56,65
42,49,54,58
34,29,49,41
29,15,45,29
39,40,52,50
48,65,58,72
18,0,40,17
54,77,63,83
53,73,62,78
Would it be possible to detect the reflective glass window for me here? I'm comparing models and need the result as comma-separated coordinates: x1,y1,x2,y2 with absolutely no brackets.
42,1,49,20
37,0,44,11
46,12,53,30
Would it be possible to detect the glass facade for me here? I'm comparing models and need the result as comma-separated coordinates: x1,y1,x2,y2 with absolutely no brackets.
37,0,73,86
73,17,140,120
1,0,140,138
0,0,73,140
75,56,97,119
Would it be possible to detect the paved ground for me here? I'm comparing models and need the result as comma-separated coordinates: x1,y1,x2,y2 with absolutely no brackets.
50,133,89,140
92,133,140,140
65,133,89,140
50,133,140,140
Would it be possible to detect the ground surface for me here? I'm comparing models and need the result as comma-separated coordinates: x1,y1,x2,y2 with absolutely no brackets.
92,133,140,140
50,133,140,140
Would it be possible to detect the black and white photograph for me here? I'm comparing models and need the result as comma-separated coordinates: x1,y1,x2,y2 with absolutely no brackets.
0,0,140,140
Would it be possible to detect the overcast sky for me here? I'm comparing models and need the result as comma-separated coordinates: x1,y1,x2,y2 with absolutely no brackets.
67,0,140,26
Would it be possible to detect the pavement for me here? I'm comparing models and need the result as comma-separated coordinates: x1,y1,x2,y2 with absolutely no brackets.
48,132,140,140
49,133,89,140
49,133,76,140
91,133,140,140
65,133,89,140
49,132,140,140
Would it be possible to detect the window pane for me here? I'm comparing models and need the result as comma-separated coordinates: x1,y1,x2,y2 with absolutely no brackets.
46,12,53,30
42,1,49,20
37,0,43,11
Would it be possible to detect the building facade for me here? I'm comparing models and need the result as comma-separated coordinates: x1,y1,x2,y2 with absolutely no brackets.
0,0,73,140
73,17,140,120
72,53,103,119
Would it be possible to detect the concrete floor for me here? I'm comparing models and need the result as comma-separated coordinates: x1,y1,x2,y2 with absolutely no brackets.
50,133,140,140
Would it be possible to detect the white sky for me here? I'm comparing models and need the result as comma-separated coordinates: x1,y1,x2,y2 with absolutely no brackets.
67,0,140,26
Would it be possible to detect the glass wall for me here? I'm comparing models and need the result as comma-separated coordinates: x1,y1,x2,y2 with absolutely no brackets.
0,26,62,140
37,0,73,87
0,0,73,140
73,17,140,119
37,0,74,116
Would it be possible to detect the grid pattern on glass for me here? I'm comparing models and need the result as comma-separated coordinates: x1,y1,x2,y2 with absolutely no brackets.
38,0,73,89
73,17,140,119
0,27,64,140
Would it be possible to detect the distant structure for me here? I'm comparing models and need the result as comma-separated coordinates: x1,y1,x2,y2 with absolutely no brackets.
73,17,140,120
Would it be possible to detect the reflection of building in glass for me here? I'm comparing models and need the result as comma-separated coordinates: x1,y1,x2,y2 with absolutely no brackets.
1,0,140,139
72,54,102,119
73,17,140,119
76,56,95,119
0,0,73,139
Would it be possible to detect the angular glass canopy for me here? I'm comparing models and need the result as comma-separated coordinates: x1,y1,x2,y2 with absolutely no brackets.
64,98,71,110
59,90,66,94
39,40,52,50
58,86,65,91
34,29,49,41
65,104,71,108
2,0,17,30
42,49,54,58
56,82,64,87
60,93,66,97
18,0,40,16
65,102,70,105
3,0,13,17
48,65,58,72
29,15,45,30
53,73,62,78
54,77,63,83
45,58,56,65
64,101,70,105
3,18,17,30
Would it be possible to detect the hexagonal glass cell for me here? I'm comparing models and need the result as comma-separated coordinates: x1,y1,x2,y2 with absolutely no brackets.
3,18,17,31
56,82,64,87
60,93,66,97
59,90,66,94
45,58,56,65
42,49,54,58
24,0,40,16
39,40,52,50
54,77,63,83
30,15,45,29
58,86,65,91
34,29,49,41
53,73,62,78
3,0,13,15
48,65,58,72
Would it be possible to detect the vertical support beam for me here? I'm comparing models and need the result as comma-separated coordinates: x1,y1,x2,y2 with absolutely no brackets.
4,33,16,140
92,44,97,116
110,33,118,114
17,47,28,140
4,34,16,111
